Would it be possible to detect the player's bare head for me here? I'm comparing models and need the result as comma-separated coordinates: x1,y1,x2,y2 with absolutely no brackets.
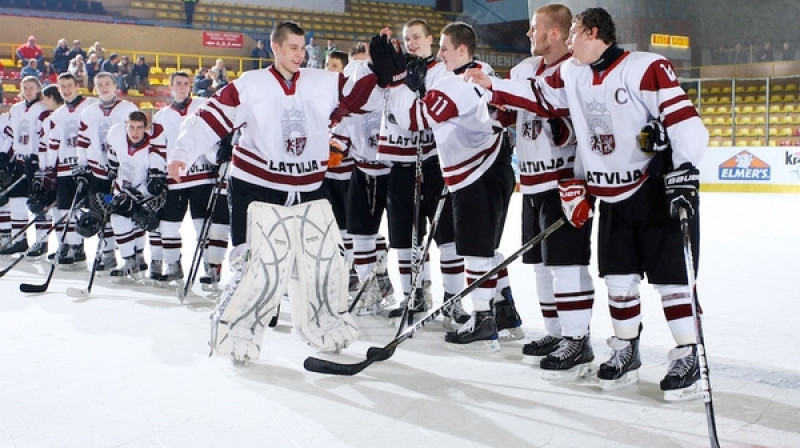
170,71,192,101
170,71,191,86
441,22,477,57
574,7,616,44
403,19,434,57
271,21,304,46
535,4,572,38
530,4,572,58
41,84,64,110
349,42,368,60
56,72,78,101
126,110,149,142
21,76,42,101
325,50,348,73
94,72,117,99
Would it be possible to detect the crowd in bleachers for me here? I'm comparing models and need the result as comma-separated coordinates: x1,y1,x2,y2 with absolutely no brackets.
709,40,797,65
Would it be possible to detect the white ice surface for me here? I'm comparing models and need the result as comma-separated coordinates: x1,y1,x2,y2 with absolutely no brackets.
1,192,799,447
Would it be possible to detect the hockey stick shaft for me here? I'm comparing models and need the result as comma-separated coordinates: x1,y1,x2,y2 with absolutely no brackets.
304,217,566,375
20,183,84,293
0,174,27,200
400,121,426,333
7,201,56,243
0,213,69,279
184,161,227,297
679,210,721,448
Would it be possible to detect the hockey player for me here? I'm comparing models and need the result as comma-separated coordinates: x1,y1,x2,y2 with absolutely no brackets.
39,73,99,267
168,21,377,363
376,19,472,330
469,7,708,399
105,111,167,281
0,76,50,256
75,72,140,272
371,22,517,352
152,71,229,288
0,110,9,248
503,5,596,376
330,43,395,313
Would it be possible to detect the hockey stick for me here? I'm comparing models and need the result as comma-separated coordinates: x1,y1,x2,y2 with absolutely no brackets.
304,217,566,375
19,183,84,294
679,209,721,448
0,213,70,279
65,211,110,298
183,161,228,300
0,174,27,201
347,250,389,314
4,200,56,246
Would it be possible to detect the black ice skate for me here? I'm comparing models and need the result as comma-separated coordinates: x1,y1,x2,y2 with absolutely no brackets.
51,243,74,268
539,335,594,379
95,250,117,276
25,241,48,259
597,333,642,391
68,244,87,270
444,310,500,353
149,259,163,282
388,284,428,319
110,255,143,283
494,287,524,341
441,292,470,331
522,335,563,364
199,263,222,292
661,344,702,401
0,239,28,257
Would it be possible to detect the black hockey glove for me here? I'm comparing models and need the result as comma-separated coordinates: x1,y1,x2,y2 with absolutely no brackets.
26,191,54,215
72,164,92,189
111,191,136,217
25,154,40,180
405,55,428,95
31,167,57,194
664,163,700,221
146,168,167,196
216,133,234,164
639,119,670,153
90,192,114,217
548,117,576,147
0,152,9,172
369,33,407,88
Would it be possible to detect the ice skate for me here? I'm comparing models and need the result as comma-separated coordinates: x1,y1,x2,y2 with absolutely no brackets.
25,241,48,260
0,231,10,251
109,255,143,284
388,285,428,323
95,250,117,277
158,262,185,294
136,250,148,272
348,266,359,295
0,239,28,258
441,292,470,331
539,336,595,380
66,244,87,270
199,263,222,293
444,310,500,353
494,287,524,341
522,335,562,364
376,271,395,305
661,344,702,401
597,334,642,391
51,243,74,269
351,279,384,316
149,259,163,283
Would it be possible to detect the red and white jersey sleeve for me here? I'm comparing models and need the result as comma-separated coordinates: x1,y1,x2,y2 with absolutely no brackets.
331,107,390,177
107,122,167,197
174,67,359,193
4,100,48,161
377,60,449,164
508,55,576,195
77,99,139,180
47,96,98,176
153,98,216,190
386,62,505,192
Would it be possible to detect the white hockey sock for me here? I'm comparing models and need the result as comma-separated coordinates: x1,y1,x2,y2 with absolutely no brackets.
551,265,595,338
535,264,561,337
655,284,697,346
397,248,412,295
464,255,496,312
149,229,163,261
606,274,643,340
493,252,511,300
439,242,464,295
352,234,377,282
160,220,182,264
206,222,230,265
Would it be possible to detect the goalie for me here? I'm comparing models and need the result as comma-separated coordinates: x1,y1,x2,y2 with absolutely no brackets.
167,21,379,364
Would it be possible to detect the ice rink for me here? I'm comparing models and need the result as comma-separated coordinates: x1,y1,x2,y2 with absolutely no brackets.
1,191,798,447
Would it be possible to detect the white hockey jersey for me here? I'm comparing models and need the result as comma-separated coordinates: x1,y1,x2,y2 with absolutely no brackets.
385,61,505,192
377,58,449,164
3,99,48,163
172,65,376,193
508,54,576,195
490,50,708,202
106,121,167,196
47,96,99,177
152,98,216,190
77,99,139,180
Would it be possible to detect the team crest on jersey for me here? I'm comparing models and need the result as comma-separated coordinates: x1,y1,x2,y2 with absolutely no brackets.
520,111,542,141
282,106,307,156
65,120,79,148
586,100,615,155
99,122,111,153
363,111,382,148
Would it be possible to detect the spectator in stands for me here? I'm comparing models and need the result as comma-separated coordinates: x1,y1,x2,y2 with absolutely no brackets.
101,53,119,81
193,67,213,97
323,39,338,60
730,42,748,64
68,54,88,88
781,41,794,61
89,41,105,60
304,36,322,68
711,44,727,65
21,59,42,81
250,40,270,70
117,55,132,93
41,61,58,85
68,40,87,62
16,35,43,66
53,38,71,74
757,41,773,63
209,66,227,92
131,56,150,91
86,53,101,90
184,0,197,26
211,58,228,84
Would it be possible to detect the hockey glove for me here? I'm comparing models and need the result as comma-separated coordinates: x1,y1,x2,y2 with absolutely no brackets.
31,167,57,194
216,133,234,164
75,208,104,238
328,143,345,168
25,154,40,180
558,179,593,228
0,152,9,172
369,33,407,88
639,119,670,153
548,117,576,147
405,55,428,95
26,192,54,215
664,163,699,221
111,191,136,217
146,168,167,196
72,164,92,189
90,192,114,216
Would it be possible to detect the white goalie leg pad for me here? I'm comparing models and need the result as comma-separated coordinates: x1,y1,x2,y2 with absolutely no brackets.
289,200,359,352
210,202,294,363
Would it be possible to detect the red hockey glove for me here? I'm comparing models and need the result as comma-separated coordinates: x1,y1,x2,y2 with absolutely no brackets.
559,179,593,228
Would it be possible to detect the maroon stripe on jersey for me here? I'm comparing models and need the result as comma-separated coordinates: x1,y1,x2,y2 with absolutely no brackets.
639,58,680,91
663,106,700,127
659,94,689,111
232,154,326,186
215,79,242,106
168,171,215,184
555,298,594,311
269,66,298,95
442,135,500,173
236,146,266,163
586,172,649,198
492,90,549,117
339,72,378,115
544,68,565,89
422,90,459,124
198,109,230,139
520,168,574,186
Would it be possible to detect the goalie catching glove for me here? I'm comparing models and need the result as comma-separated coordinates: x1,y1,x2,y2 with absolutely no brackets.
558,179,593,228
369,33,407,88
664,163,699,221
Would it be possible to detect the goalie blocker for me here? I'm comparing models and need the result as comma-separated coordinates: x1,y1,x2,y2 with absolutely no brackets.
210,199,359,364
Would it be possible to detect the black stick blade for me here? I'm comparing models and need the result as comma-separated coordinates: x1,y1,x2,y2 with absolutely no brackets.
20,265,56,293
303,356,370,376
